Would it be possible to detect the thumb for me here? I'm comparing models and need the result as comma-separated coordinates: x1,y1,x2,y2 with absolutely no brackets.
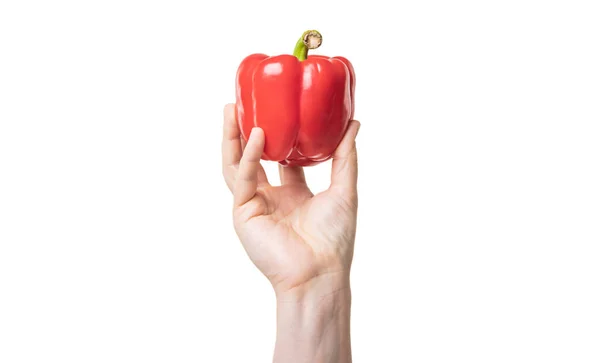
233,127,265,207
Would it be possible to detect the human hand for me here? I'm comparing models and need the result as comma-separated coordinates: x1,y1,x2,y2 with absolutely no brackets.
221,103,359,362
221,103,360,297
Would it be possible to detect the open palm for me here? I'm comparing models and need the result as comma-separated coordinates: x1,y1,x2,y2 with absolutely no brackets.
221,104,361,294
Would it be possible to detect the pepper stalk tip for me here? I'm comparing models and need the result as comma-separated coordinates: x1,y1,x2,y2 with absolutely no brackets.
302,30,322,50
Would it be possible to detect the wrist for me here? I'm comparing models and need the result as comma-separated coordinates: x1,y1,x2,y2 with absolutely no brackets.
274,272,352,363
276,270,351,303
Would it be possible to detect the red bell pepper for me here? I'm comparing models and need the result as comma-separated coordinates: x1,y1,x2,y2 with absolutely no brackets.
235,30,355,167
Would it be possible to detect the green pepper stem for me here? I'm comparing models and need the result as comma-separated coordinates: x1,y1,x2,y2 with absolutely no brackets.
292,30,322,61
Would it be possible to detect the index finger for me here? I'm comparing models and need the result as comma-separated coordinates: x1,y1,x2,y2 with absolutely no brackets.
330,120,361,193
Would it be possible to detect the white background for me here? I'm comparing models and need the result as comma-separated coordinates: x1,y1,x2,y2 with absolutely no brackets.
1,0,599,362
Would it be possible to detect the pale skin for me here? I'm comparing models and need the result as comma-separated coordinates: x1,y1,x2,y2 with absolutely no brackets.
221,103,360,363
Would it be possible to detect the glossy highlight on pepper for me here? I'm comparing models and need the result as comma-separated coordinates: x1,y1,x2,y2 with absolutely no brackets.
235,30,356,167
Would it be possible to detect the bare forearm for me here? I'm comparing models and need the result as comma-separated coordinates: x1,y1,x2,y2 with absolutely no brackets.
273,273,352,363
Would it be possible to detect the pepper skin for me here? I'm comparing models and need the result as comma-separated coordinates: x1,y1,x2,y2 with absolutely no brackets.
235,30,355,167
